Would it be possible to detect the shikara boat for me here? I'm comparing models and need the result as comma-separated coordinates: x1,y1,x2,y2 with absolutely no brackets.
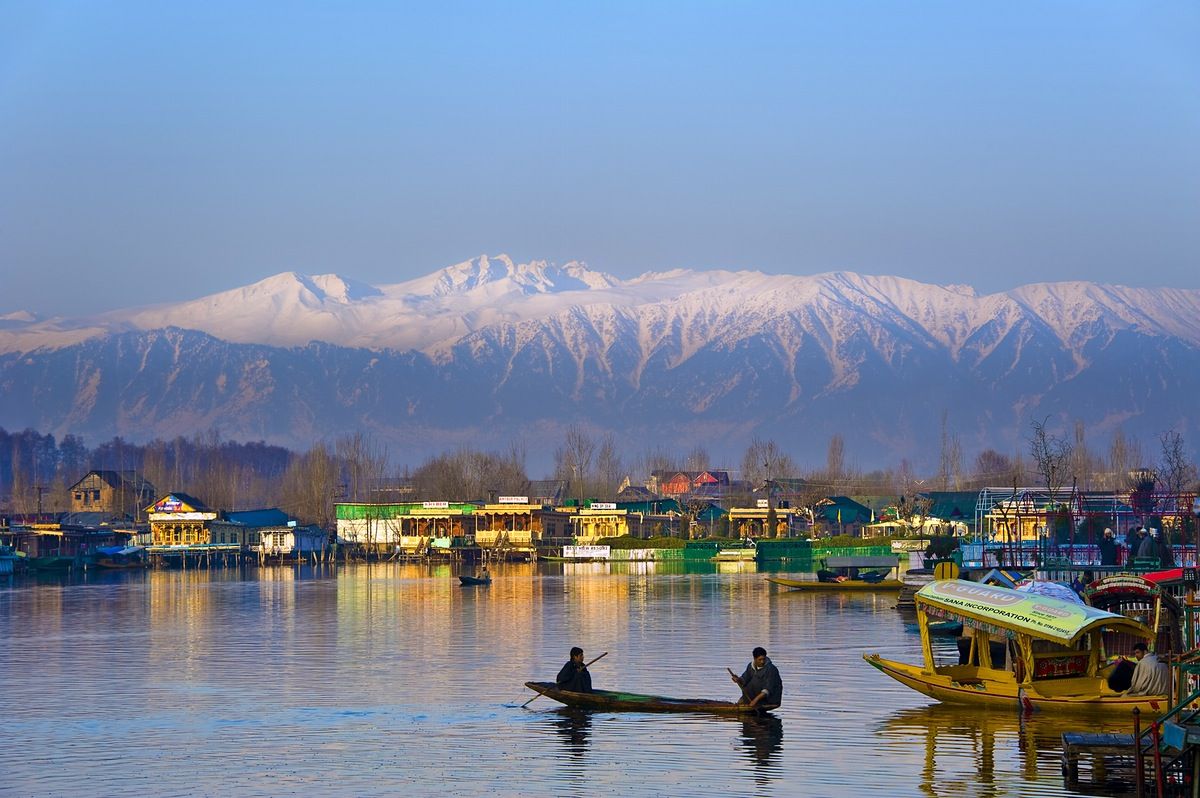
864,579,1172,714
767,576,903,592
523,682,771,715
767,555,902,591
459,574,492,586
1082,574,1183,659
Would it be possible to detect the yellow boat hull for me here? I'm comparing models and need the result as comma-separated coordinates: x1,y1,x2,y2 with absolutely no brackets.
862,653,1170,715
767,576,903,591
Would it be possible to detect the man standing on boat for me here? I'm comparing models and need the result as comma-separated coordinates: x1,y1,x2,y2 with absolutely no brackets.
731,647,782,710
556,647,593,693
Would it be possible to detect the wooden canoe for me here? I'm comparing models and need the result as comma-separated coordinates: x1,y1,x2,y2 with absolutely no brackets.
766,576,903,591
524,682,772,715
459,575,492,586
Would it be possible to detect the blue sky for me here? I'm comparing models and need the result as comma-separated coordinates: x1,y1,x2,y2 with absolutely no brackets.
2,1,1198,317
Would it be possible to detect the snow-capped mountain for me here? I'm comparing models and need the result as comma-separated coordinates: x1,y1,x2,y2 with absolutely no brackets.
2,255,1198,469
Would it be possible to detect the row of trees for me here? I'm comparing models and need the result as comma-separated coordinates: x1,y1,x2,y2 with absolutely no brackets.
2,418,1197,528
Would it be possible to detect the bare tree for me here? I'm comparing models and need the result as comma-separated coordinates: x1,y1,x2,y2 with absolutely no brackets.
279,442,339,528
972,449,1013,486
555,425,597,501
938,411,962,491
595,433,623,500
1070,420,1096,490
1106,429,1145,491
741,439,797,487
1029,417,1073,497
683,446,710,472
1159,430,1198,497
336,432,388,501
826,434,846,487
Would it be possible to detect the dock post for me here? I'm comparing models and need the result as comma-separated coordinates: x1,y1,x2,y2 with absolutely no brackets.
1134,708,1143,798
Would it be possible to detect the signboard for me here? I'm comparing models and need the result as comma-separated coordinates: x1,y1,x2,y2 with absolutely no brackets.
563,545,611,560
148,511,213,521
155,499,184,512
756,499,769,509
1184,568,1199,590
423,501,449,510
499,496,529,504
590,502,616,510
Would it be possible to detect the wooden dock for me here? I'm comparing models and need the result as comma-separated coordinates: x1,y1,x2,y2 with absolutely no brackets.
1061,732,1135,785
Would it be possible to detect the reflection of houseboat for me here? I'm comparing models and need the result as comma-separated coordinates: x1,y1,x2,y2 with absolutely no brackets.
865,580,1169,714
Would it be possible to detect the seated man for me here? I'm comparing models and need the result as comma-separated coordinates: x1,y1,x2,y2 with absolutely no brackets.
556,646,593,693
1126,642,1170,697
730,646,783,710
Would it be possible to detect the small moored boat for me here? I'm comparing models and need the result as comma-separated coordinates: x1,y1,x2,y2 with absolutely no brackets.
768,556,903,591
459,574,492,586
523,682,772,715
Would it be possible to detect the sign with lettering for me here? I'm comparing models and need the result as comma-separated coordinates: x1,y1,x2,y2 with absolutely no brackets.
590,502,616,510
756,499,769,509
498,496,529,504
156,498,184,512
422,501,449,510
563,545,611,560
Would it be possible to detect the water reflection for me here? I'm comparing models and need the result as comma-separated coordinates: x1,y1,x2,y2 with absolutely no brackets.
1,564,1130,796
550,707,593,760
739,714,784,784
877,704,1137,797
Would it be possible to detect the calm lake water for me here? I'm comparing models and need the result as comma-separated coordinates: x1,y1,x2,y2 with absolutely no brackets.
0,563,1137,797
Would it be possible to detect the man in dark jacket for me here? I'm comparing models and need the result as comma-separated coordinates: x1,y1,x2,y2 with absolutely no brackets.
556,646,593,693
730,646,783,709
1098,528,1119,566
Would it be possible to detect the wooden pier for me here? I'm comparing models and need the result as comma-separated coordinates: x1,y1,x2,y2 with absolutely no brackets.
1061,732,1135,786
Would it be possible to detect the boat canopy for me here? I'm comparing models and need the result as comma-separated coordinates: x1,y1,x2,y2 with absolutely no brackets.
823,556,898,569
916,580,1151,646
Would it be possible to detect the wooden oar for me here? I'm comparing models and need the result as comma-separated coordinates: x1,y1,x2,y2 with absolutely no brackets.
728,666,758,706
521,651,609,708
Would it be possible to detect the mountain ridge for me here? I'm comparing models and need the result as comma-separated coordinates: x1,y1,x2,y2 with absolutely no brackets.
2,255,1198,470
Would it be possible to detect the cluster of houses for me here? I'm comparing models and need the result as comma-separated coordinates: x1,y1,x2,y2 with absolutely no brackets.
0,471,328,569
4,467,1192,570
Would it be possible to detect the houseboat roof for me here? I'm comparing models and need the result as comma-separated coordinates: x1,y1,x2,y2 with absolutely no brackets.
916,579,1150,647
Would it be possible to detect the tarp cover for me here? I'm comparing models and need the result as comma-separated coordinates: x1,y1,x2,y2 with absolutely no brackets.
916,579,1149,646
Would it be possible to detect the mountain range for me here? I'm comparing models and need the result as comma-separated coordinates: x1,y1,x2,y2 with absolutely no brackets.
3,254,1198,472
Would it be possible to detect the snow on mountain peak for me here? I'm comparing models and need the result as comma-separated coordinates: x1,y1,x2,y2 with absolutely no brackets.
412,254,616,298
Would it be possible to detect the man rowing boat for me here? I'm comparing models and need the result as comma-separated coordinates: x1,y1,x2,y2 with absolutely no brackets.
556,646,594,693
729,646,782,710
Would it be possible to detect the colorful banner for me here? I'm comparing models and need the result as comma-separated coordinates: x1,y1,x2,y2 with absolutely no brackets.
916,579,1146,646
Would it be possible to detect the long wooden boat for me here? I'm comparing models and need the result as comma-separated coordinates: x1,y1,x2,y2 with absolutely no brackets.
523,681,770,715
767,576,903,592
864,579,1172,715
459,575,492,586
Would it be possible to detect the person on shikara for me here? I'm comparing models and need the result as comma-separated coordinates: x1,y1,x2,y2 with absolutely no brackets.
730,647,783,710
1126,642,1170,697
556,647,594,693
